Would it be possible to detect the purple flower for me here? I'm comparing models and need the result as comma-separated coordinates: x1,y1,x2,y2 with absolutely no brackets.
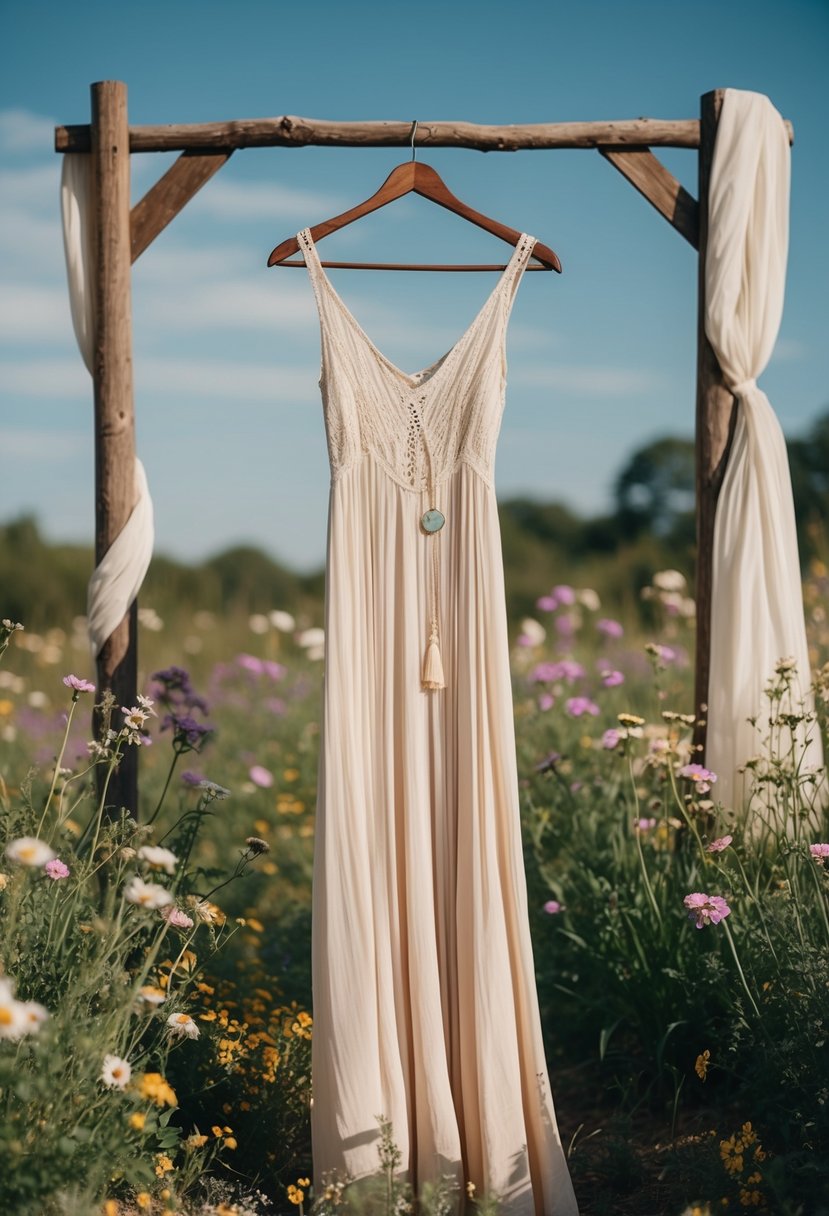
809,843,829,861
249,765,274,788
181,770,206,787
565,697,599,718
531,659,585,684
684,892,731,929
678,764,718,794
706,835,733,853
543,899,562,914
63,674,95,695
555,613,578,637
656,645,677,663
161,714,213,750
597,618,624,639
537,692,555,712
236,653,265,675
262,660,287,681
600,669,625,688
602,728,622,750
536,595,559,613
552,584,576,605
634,818,657,831
44,858,70,880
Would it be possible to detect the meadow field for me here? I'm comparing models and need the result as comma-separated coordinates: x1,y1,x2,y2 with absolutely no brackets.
1,546,828,1216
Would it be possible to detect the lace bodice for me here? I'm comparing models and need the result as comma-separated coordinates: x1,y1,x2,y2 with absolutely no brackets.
296,228,538,493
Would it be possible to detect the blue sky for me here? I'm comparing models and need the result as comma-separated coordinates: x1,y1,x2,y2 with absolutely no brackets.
2,0,827,573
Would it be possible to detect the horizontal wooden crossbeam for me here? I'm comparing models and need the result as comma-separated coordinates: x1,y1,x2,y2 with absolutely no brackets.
54,114,795,155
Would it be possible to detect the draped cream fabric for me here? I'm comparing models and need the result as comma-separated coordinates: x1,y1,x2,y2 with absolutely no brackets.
705,89,823,810
297,228,579,1215
60,154,154,659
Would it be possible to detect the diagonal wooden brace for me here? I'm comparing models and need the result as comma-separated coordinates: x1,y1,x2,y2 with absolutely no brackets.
598,145,699,249
130,149,233,262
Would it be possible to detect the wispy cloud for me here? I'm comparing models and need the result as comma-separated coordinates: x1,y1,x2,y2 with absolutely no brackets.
0,428,86,460
0,109,56,153
187,176,344,221
512,364,666,396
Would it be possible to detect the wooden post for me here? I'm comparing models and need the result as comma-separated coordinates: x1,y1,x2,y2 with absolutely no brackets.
693,89,738,762
90,80,139,815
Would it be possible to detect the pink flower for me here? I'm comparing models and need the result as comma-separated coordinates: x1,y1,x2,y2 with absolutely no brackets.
602,728,622,750
63,674,95,694
597,618,624,639
656,645,677,663
634,818,657,831
537,693,555,712
565,697,599,718
543,899,562,914
44,858,70,880
555,613,577,637
552,584,576,605
531,659,585,684
162,906,195,929
684,892,731,929
706,835,733,853
249,764,274,788
678,763,718,794
809,843,829,861
601,669,625,688
237,654,265,674
536,595,559,613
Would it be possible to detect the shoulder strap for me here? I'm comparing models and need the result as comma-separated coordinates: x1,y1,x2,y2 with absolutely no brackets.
502,233,538,317
296,228,327,311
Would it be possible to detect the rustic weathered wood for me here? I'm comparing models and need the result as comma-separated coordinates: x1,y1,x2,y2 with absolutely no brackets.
131,150,233,262
268,161,561,271
693,90,739,764
90,80,139,815
55,113,790,155
598,146,700,248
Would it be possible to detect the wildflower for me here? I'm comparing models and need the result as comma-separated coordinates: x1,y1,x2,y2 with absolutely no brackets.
190,898,226,926
706,835,733,853
101,1054,132,1089
634,818,657,831
287,1185,305,1206
537,692,555,711
62,674,96,695
809,843,829,861
249,764,274,788
129,1111,146,1131
122,705,152,732
124,876,174,909
577,588,601,611
297,626,325,649
6,836,56,867
198,779,231,801
695,1050,710,1080
618,713,645,728
597,618,624,638
137,845,178,875
138,985,167,1005
161,712,213,749
135,1194,151,1210
186,1133,209,1148
134,1072,178,1107
270,609,296,632
720,1135,743,1174
678,763,718,794
517,617,546,647
543,900,562,914
19,1000,49,1033
167,1012,200,1040
602,728,622,750
684,892,731,929
44,858,70,880
0,874,7,891
0,978,28,1040
155,1154,174,1176
552,583,576,605
162,906,194,929
653,569,687,592
245,836,270,855
565,696,599,718
466,1181,477,1198
536,595,558,612
600,669,625,687
662,710,696,725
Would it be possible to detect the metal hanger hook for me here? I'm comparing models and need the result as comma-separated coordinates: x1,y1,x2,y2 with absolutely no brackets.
410,119,418,162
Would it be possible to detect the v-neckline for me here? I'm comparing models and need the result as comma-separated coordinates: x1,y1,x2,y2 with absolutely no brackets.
299,228,533,394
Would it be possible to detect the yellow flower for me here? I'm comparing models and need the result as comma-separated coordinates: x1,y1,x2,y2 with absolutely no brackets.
298,1176,310,1186
134,1072,178,1107
739,1189,762,1208
224,1136,238,1150
287,1184,304,1205
103,1202,119,1216
695,1050,710,1080
186,1133,208,1149
136,1196,151,1211
466,1181,476,1198
128,1111,146,1131
211,1125,224,1137
720,1136,743,1174
155,1153,174,1176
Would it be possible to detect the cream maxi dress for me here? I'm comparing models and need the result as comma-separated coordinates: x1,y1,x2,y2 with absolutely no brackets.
296,227,579,1216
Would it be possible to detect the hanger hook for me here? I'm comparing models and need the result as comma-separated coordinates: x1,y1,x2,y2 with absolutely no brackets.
410,119,418,163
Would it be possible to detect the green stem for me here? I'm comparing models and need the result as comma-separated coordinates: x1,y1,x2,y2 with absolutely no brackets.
36,697,78,835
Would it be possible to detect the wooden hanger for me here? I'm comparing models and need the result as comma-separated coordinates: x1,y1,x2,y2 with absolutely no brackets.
267,159,562,273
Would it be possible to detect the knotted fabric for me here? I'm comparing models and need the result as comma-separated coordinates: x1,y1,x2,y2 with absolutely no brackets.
705,88,823,809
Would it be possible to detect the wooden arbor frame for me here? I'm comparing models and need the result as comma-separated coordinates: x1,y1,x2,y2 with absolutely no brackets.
54,83,795,813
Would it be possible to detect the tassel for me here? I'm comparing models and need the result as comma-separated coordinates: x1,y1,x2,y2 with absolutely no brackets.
422,621,446,690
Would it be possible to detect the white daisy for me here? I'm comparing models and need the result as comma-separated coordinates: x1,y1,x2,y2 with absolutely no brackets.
137,985,167,1006
137,845,178,875
166,1012,200,1040
124,876,174,909
19,1000,49,1033
0,978,28,1040
101,1053,132,1089
5,837,57,867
